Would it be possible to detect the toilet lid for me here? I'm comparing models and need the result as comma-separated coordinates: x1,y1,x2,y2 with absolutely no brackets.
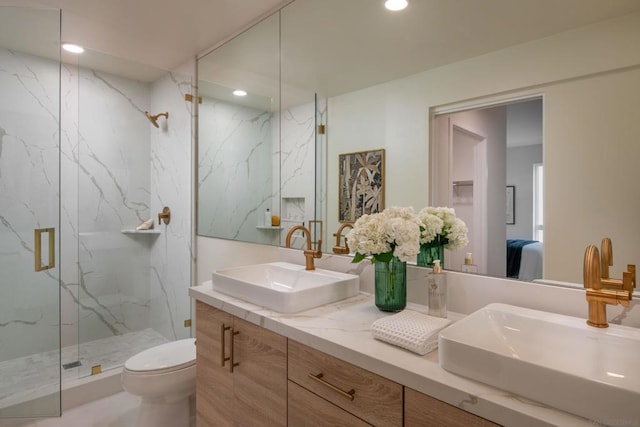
125,338,196,372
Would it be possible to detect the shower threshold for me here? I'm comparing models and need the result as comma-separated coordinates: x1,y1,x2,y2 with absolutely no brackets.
0,328,168,413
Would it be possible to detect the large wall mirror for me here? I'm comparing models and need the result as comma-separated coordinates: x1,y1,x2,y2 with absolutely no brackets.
197,10,322,250
197,0,640,288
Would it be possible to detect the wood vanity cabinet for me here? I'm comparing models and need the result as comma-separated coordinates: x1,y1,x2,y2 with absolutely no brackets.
195,301,287,427
405,387,501,427
195,300,499,426
288,340,403,426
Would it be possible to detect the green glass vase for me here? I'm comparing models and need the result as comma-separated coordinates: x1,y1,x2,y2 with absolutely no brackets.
374,256,407,312
417,243,445,268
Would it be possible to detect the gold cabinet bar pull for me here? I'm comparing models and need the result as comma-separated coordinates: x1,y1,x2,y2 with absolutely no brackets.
308,373,355,401
34,228,55,272
229,328,239,373
220,324,231,367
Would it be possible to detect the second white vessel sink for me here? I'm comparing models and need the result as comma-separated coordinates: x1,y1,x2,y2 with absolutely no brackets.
439,303,640,423
212,262,360,313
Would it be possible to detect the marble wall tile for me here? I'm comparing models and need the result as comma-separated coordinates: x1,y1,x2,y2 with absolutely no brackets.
149,71,193,341
75,68,152,343
0,49,61,362
198,97,317,250
1,48,193,367
278,102,316,249
60,63,81,354
198,97,275,244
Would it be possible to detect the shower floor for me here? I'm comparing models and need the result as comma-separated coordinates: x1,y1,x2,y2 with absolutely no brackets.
0,328,168,411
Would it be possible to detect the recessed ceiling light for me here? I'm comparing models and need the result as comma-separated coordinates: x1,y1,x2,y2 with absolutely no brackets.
385,0,408,11
62,43,84,54
233,89,247,97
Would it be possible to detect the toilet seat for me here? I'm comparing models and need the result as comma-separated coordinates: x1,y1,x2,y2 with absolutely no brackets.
125,338,196,374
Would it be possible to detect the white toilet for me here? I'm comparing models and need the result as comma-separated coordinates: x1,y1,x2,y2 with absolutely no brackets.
122,338,196,427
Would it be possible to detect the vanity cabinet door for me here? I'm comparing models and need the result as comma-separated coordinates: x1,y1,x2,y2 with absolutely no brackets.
405,387,501,427
232,316,287,426
195,301,234,426
288,340,402,426
195,301,287,427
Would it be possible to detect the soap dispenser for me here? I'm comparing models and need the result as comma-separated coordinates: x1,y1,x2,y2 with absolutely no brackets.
264,208,272,227
461,252,478,273
428,260,447,318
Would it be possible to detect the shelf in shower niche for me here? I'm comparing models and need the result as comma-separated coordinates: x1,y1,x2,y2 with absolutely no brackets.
256,226,283,230
121,229,161,235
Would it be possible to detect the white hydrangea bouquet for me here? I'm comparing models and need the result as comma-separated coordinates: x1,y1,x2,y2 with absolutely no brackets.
418,206,469,249
416,206,469,268
346,206,422,264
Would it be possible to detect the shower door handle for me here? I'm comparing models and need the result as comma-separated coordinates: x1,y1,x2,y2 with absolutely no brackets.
34,228,55,272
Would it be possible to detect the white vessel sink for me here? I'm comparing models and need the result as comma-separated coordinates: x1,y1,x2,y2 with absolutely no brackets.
211,262,360,313
439,303,640,423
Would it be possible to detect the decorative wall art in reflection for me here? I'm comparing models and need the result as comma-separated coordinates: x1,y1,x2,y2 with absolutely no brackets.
339,149,385,222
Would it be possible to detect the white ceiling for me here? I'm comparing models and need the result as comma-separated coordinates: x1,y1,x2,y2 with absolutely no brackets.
277,0,640,97
0,0,291,71
197,0,640,105
3,0,640,94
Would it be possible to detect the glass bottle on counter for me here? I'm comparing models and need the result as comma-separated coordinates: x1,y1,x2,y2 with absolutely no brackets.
428,260,447,318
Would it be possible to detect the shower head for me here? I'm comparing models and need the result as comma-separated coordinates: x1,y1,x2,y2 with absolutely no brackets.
145,111,169,128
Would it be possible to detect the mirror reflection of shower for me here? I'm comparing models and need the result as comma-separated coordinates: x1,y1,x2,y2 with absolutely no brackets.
145,111,169,128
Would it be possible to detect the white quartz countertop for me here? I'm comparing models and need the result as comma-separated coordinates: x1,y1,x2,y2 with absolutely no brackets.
190,281,594,427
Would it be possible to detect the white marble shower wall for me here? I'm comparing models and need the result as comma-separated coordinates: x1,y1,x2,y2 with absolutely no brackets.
0,49,61,362
198,97,276,245
68,65,193,351
75,67,153,347
0,46,192,370
278,101,316,248
149,72,193,341
198,97,317,249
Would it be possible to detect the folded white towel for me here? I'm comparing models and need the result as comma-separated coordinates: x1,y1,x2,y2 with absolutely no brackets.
371,310,452,355
136,219,154,230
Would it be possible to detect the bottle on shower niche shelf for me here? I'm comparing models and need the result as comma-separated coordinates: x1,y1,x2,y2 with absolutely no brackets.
461,252,478,273
264,209,272,227
428,260,447,318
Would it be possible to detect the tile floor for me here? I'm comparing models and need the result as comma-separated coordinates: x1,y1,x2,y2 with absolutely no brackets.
0,391,140,427
0,329,168,410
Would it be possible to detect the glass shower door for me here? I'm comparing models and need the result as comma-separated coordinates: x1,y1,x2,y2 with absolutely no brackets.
0,7,61,418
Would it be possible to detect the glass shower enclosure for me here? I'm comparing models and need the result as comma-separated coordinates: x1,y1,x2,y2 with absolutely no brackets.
0,6,62,418
0,6,193,419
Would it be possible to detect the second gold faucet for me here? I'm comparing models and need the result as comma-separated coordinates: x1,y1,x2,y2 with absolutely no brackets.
332,223,353,254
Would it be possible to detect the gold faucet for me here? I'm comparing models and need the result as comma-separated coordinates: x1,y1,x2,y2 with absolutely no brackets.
332,223,353,254
583,244,632,328
599,237,636,293
285,225,323,270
